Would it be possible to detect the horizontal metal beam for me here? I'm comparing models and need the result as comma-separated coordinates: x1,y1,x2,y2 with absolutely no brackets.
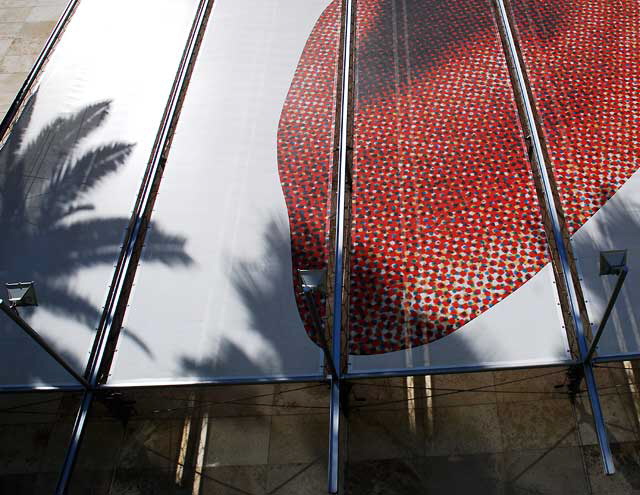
2,360,581,392
345,358,577,380
98,374,329,391
0,359,583,392
0,384,84,393
594,352,640,364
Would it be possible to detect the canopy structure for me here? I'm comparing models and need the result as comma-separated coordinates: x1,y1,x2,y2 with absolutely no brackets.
0,0,638,491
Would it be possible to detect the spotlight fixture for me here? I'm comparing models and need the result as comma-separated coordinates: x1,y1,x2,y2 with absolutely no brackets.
0,281,88,388
298,269,327,294
296,268,337,379
599,250,627,276
5,281,38,308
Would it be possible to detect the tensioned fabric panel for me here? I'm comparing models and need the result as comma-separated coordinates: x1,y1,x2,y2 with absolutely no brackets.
0,0,199,387
511,0,640,358
348,0,571,372
108,0,342,384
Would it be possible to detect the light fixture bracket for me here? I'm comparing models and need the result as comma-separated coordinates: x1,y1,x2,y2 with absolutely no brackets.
5,281,38,307
599,250,628,276
298,269,327,295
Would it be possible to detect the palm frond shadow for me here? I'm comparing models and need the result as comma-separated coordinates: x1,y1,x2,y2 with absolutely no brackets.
0,91,192,384
174,213,479,378
178,217,323,379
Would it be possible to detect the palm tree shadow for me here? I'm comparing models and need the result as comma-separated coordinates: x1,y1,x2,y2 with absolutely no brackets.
0,91,192,385
178,216,324,379
174,212,476,379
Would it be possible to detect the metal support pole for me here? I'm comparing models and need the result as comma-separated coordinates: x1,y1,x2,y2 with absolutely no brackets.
0,299,90,389
328,375,341,494
495,0,615,475
52,1,214,493
586,267,628,363
328,0,353,492
55,391,93,495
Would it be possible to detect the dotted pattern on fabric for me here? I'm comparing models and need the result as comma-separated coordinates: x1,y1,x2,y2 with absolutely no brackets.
512,0,640,234
348,0,551,354
277,0,342,343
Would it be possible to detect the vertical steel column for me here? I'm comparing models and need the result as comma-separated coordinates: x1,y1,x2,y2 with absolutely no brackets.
495,0,615,474
328,0,354,492
53,1,214,492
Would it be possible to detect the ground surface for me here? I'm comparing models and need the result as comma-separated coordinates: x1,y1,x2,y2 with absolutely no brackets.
0,0,67,121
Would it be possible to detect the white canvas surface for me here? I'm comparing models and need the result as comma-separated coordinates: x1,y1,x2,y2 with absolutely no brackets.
108,0,331,385
349,264,572,373
0,0,199,387
571,168,640,358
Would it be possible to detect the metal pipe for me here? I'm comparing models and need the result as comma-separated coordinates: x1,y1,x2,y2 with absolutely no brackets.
586,267,628,363
494,0,615,475
96,358,576,389
0,299,90,389
328,0,354,492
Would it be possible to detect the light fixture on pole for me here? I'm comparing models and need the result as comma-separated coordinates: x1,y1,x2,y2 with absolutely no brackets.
0,281,89,389
299,269,327,294
6,281,39,308
585,250,629,363
297,268,338,380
